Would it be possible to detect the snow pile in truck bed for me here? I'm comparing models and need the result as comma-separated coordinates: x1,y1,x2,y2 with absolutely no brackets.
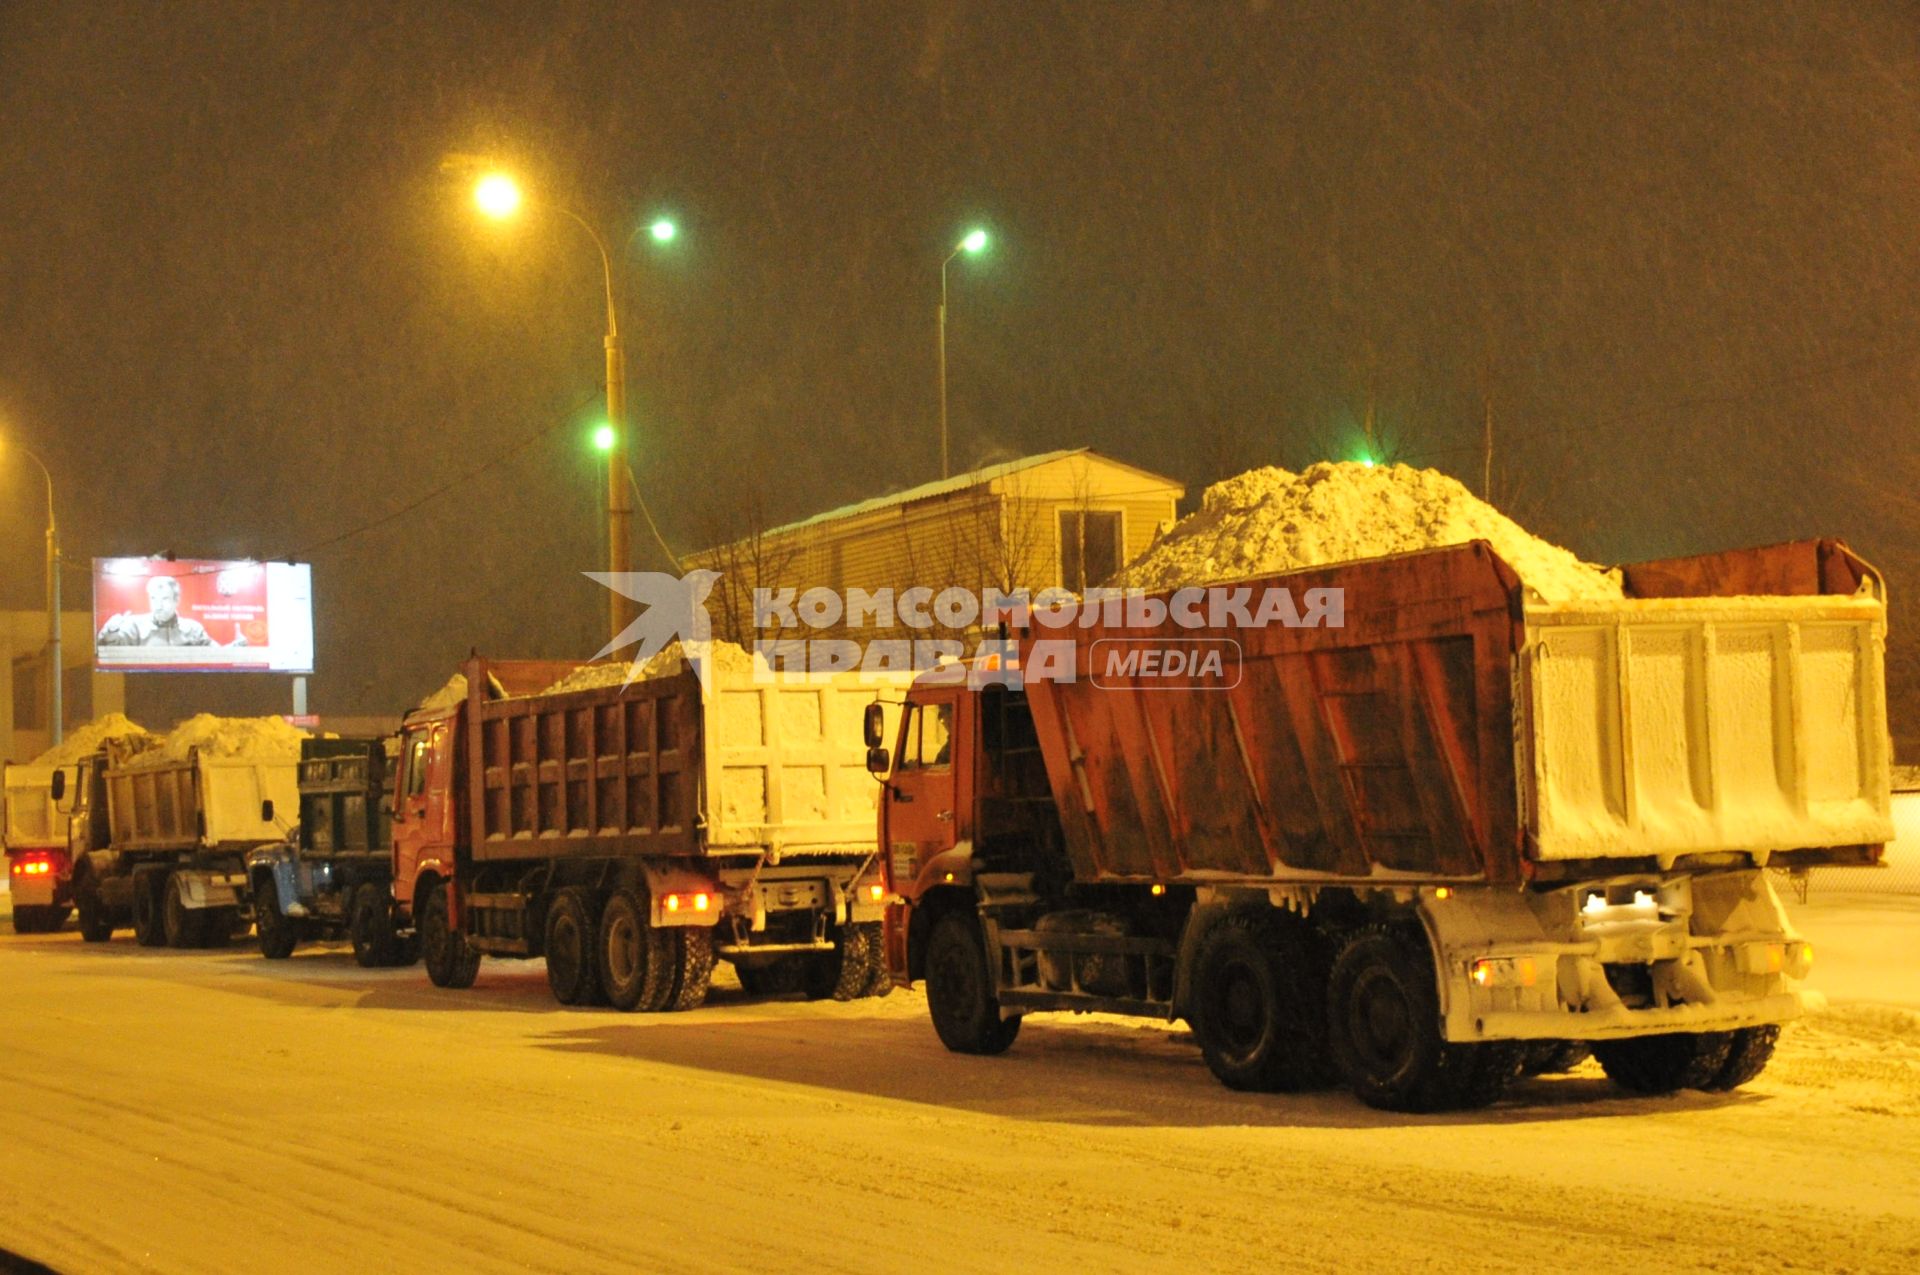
416,673,469,712
30,713,153,767
120,714,312,769
539,641,763,695
1119,461,1623,602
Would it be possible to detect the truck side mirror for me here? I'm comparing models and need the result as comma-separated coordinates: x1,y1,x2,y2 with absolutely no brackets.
49,768,65,801
863,703,886,748
260,799,275,822
866,745,890,775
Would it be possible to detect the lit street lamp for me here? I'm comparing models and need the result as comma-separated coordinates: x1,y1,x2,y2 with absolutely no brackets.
938,227,990,480
0,435,61,746
456,164,674,646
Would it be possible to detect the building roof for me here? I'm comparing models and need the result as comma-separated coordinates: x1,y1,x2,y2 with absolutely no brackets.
752,448,1178,541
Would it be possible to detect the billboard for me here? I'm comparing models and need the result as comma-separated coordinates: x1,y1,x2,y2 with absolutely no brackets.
93,558,314,674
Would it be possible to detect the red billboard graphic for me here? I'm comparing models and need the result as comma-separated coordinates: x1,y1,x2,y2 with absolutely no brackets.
93,559,314,673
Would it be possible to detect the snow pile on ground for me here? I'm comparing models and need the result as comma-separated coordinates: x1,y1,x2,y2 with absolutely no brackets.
31,713,153,767
120,714,312,768
1119,461,1623,602
540,641,762,695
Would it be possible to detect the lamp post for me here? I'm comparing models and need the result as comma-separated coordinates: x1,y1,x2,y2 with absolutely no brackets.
938,228,989,480
1,439,61,746
465,168,675,647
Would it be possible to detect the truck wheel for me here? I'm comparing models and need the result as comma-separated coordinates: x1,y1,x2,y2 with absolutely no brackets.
1190,913,1333,1092
803,925,873,1002
860,923,893,998
598,889,674,1012
543,888,601,1005
350,884,399,968
665,928,715,1012
1703,1025,1780,1091
76,887,114,943
1593,1031,1735,1095
162,874,209,949
421,883,480,990
10,905,46,934
1326,928,1515,1112
255,875,298,960
131,867,167,947
925,912,1021,1055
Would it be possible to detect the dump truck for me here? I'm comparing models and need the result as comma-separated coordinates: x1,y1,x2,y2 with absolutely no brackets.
877,538,1892,1111
391,653,904,1009
4,763,71,934
247,737,417,967
57,740,299,947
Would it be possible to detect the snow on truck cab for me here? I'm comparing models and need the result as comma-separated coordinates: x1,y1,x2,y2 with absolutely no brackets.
877,538,1892,1111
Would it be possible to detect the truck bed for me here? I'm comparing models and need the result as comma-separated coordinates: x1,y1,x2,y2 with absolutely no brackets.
104,750,298,853
465,656,904,865
1019,537,1892,887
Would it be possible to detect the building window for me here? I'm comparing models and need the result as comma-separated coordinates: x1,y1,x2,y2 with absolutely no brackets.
1059,509,1123,591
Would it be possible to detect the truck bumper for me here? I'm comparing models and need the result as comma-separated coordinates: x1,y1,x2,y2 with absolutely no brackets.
1428,869,1813,1044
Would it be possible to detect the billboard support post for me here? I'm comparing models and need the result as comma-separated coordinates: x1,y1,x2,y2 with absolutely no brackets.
292,676,307,718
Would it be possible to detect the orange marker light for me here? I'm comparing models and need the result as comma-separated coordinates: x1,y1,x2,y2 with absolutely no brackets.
693,892,711,912
1433,886,1452,900
665,894,681,913
1150,883,1166,896
867,883,885,902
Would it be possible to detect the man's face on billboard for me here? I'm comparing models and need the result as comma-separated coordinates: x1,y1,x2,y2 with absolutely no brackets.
147,576,181,624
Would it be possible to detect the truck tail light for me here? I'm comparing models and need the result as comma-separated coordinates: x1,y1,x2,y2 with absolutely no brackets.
9,852,62,877
1470,956,1539,989
1738,940,1810,978
663,892,712,914
866,882,885,903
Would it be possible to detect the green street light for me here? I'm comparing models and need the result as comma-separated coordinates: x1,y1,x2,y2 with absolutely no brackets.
938,225,994,479
592,422,617,453
649,218,677,244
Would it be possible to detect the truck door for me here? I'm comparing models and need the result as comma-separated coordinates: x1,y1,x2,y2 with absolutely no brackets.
390,719,453,907
884,693,962,893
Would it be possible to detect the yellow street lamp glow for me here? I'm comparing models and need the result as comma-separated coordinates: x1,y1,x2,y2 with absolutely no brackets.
959,228,988,253
473,172,524,220
591,422,617,453
648,218,677,244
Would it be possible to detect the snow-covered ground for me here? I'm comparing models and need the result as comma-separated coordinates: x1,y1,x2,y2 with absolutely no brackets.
1,892,1916,1274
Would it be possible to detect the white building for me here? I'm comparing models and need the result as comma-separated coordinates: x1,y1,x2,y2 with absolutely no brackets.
0,610,126,764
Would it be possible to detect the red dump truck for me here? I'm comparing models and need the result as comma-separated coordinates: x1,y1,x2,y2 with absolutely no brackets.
877,539,1892,1110
392,654,902,1009
56,741,298,946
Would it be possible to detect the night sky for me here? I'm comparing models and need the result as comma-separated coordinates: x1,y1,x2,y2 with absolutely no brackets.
3,2,1917,745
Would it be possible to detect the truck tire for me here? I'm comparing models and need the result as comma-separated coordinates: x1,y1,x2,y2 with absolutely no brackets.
1703,1025,1780,1091
1593,1031,1735,1095
665,928,715,1012
10,905,48,934
543,888,601,1005
598,889,674,1012
1190,912,1333,1092
76,886,114,943
925,912,1022,1055
860,923,893,998
803,925,872,1002
350,884,399,968
421,883,481,990
162,874,209,949
131,867,168,947
255,874,298,960
1326,928,1515,1112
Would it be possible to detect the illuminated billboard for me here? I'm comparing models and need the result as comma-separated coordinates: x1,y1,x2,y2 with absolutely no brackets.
93,558,314,674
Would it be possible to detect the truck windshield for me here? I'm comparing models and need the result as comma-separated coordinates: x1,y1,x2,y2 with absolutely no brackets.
899,703,954,771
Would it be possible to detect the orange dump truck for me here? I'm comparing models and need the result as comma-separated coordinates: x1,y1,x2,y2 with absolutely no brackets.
877,539,1892,1110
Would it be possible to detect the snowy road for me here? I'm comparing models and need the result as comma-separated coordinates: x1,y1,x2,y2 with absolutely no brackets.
3,894,1919,1274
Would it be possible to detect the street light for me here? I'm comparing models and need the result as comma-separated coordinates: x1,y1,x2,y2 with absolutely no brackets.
938,227,990,479
0,435,61,746
452,160,674,646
